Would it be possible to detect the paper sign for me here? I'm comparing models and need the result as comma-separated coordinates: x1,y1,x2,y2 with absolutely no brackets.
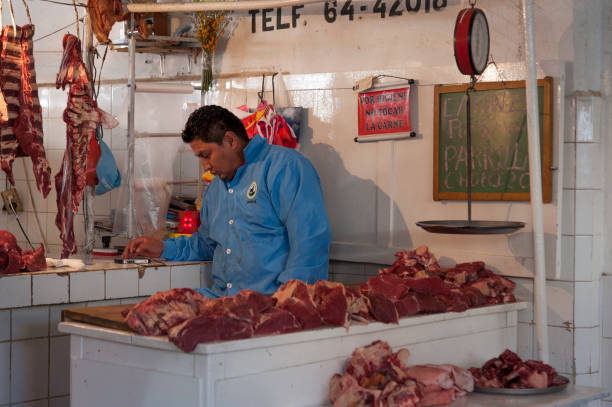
357,87,411,136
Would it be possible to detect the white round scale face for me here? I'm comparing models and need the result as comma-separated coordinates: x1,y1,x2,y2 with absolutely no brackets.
470,12,489,74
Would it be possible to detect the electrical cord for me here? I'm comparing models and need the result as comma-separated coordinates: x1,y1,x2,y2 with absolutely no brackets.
7,195,34,250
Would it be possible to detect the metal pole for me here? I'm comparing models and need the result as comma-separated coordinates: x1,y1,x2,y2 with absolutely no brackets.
81,11,96,260
521,0,549,363
127,14,136,238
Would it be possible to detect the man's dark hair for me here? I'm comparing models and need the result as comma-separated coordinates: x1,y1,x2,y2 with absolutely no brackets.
182,105,248,144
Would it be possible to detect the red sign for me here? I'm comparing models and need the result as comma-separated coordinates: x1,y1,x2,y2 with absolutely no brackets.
357,87,411,136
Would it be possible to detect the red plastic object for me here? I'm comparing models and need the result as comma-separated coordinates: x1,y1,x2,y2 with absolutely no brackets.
178,211,201,234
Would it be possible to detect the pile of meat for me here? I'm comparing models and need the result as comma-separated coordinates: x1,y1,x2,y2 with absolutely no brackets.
360,247,516,323
469,349,568,389
0,24,51,197
329,341,474,407
55,34,118,258
123,246,517,352
0,230,46,274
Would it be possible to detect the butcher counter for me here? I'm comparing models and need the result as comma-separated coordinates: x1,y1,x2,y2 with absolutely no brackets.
58,301,534,407
0,260,211,407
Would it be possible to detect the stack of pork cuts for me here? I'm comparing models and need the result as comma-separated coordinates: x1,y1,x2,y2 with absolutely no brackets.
0,24,51,197
329,341,473,407
55,34,118,258
0,230,46,274
469,349,568,389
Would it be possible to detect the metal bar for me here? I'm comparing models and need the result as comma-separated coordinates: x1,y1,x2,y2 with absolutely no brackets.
554,65,566,279
127,0,325,13
135,132,182,138
84,11,95,258
127,14,136,239
522,0,549,363
466,89,472,223
354,133,416,143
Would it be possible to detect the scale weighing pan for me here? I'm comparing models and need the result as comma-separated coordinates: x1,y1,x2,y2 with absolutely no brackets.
416,220,525,235
473,375,569,395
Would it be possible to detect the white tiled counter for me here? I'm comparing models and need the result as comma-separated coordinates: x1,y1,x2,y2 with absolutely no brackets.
59,302,526,407
0,261,211,407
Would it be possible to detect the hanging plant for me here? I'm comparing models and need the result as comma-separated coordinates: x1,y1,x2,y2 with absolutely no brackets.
195,4,229,93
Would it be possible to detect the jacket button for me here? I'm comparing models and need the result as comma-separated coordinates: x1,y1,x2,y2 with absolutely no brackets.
227,283,233,289
226,248,231,254
228,188,234,194
229,219,234,225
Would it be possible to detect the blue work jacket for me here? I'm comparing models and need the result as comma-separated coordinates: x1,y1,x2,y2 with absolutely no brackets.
161,135,332,298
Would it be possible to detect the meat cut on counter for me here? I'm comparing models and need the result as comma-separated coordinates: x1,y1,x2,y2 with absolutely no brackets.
0,24,51,197
123,246,518,352
329,341,474,407
55,34,118,258
469,349,568,389
0,230,46,274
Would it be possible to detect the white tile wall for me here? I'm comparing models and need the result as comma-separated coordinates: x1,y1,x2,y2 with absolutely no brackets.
69,271,104,302
510,278,533,323
562,189,576,236
560,235,575,280
576,143,603,189
575,372,602,387
138,266,171,296
602,338,612,401
546,281,574,327
0,342,9,405
49,336,70,397
575,281,600,327
12,307,49,340
13,399,49,407
49,303,85,337
33,274,69,305
575,189,595,236
87,300,121,307
170,265,201,289
548,325,574,374
603,277,612,338
517,322,534,360
0,310,9,342
49,396,69,407
105,269,139,299
575,235,594,281
563,142,576,189
11,338,49,403
575,326,601,374
0,275,31,309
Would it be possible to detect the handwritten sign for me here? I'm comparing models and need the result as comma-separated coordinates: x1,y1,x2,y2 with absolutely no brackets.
433,78,553,202
357,87,411,136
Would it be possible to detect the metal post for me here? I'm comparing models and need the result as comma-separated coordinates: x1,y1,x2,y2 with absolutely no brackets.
521,0,549,363
83,12,95,259
127,14,136,238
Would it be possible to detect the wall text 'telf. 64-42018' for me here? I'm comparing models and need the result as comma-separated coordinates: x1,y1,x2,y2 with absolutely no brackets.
248,0,447,33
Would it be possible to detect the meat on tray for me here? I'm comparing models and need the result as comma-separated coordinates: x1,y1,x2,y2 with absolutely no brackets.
55,34,118,258
0,230,46,274
329,340,473,407
0,24,51,197
123,246,518,353
469,349,569,389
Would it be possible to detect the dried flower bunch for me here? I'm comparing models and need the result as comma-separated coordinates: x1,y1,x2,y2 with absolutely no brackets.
196,6,229,92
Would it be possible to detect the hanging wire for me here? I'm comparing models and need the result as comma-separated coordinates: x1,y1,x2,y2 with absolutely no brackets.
34,17,84,42
72,0,80,40
8,0,17,32
39,0,89,7
20,0,32,25
271,72,278,107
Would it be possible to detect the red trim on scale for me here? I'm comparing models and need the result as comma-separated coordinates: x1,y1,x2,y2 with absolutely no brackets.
454,8,489,76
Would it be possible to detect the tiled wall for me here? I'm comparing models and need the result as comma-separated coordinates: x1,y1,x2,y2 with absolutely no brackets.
0,263,209,407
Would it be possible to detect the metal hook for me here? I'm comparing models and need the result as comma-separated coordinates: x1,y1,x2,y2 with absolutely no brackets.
258,74,265,103
71,0,80,40
469,0,476,8
271,72,278,107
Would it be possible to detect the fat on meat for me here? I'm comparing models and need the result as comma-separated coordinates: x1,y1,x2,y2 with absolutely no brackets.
55,33,118,258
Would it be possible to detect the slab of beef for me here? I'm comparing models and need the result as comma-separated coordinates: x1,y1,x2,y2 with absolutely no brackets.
88,0,127,44
380,246,441,279
0,230,46,274
469,349,568,389
313,280,349,327
330,340,473,407
253,307,301,336
272,280,322,329
55,33,118,258
0,25,51,196
123,288,208,336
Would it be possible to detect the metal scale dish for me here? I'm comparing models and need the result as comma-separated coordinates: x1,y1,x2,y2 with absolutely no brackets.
473,376,570,395
416,4,525,236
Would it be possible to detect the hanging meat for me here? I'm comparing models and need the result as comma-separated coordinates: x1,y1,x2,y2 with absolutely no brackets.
0,24,51,197
88,0,128,44
0,230,46,274
55,34,118,258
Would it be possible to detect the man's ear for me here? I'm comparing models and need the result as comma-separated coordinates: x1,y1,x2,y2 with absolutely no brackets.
224,131,242,150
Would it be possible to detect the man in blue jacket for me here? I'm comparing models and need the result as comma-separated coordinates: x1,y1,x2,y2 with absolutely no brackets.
123,105,332,298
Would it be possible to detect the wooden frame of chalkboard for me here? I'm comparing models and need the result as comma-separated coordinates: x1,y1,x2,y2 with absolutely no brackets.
433,77,553,202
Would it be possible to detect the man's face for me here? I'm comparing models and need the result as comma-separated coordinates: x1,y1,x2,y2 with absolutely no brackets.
190,132,243,181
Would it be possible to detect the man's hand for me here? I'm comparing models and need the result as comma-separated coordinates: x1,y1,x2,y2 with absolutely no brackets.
122,237,164,259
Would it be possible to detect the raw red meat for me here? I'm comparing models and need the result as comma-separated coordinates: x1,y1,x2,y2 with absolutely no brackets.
272,280,322,329
0,230,46,274
313,280,349,327
380,246,441,279
345,287,372,324
123,288,208,336
0,25,51,196
88,0,127,44
168,313,253,353
253,307,301,336
470,349,568,389
55,34,118,258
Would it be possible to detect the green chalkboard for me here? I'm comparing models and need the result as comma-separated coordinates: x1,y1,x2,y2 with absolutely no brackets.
433,77,552,202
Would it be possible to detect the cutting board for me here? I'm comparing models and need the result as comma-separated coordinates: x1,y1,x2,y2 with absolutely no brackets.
62,304,134,332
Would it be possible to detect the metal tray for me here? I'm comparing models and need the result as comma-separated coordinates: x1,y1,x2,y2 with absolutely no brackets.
416,220,525,235
473,376,569,395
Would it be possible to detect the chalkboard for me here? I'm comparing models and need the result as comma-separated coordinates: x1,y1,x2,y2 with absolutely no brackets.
433,77,552,202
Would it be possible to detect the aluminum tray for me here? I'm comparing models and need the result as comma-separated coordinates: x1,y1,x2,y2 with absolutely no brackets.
473,376,569,395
